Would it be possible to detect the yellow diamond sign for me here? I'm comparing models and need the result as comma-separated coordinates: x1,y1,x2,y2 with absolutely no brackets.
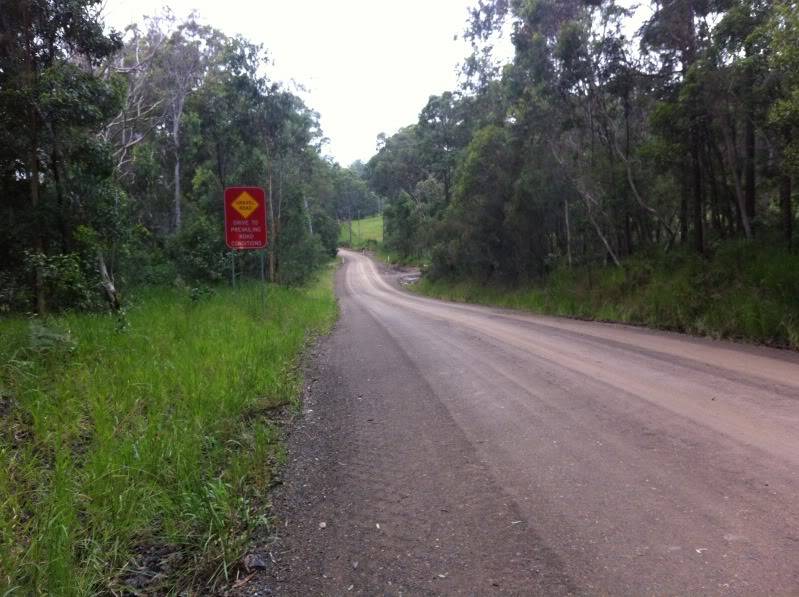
231,191,259,218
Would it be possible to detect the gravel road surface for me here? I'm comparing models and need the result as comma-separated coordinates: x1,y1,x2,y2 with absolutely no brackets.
238,249,799,596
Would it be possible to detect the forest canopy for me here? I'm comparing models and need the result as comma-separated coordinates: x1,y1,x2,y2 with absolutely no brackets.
366,0,799,283
0,0,378,313
2,0,798,311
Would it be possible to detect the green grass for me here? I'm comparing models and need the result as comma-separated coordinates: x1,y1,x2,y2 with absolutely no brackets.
337,214,428,267
338,214,383,249
414,242,799,350
0,265,337,594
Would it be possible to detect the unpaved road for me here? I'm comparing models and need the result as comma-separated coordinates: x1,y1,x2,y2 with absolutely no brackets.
239,249,799,596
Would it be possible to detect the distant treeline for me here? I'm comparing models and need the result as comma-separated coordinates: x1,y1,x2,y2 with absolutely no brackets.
365,0,799,282
0,0,378,313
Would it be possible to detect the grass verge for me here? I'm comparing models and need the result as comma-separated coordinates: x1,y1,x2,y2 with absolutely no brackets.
337,214,428,267
413,242,799,350
0,265,337,594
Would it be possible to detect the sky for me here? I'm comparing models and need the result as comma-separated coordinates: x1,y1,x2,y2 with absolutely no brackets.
103,0,491,167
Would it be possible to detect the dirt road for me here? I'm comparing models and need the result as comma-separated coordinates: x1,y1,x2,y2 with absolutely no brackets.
240,249,799,596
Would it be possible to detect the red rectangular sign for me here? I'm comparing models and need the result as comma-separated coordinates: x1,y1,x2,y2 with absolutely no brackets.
224,186,268,249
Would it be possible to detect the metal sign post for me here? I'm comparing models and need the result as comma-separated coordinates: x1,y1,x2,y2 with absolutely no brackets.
259,249,266,311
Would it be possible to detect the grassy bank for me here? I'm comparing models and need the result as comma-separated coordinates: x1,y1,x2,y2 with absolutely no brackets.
414,242,799,350
0,267,337,594
337,214,427,267
338,214,383,250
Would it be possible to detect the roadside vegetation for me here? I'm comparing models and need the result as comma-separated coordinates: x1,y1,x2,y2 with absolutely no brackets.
415,243,799,350
338,214,430,268
1,2,348,592
1,1,358,315
356,0,799,350
0,269,337,594
338,214,384,251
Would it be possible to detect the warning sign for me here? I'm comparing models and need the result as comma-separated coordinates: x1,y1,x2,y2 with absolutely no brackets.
230,191,259,218
224,187,267,249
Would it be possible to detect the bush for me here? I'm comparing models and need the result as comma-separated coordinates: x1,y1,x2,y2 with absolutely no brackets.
167,214,228,284
415,241,799,350
23,250,101,311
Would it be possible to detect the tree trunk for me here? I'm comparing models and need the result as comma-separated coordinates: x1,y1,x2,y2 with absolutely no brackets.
97,250,121,310
615,148,676,244
680,176,689,245
30,114,46,316
25,9,46,315
550,143,621,267
267,161,276,281
304,196,313,235
624,213,633,256
744,59,756,228
173,130,181,230
719,119,753,239
705,141,726,239
216,140,226,188
692,140,705,254
276,171,283,271
564,199,572,267
744,117,756,226
50,124,71,253
708,138,740,236
781,174,793,249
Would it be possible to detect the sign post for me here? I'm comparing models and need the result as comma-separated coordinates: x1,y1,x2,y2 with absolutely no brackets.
224,186,269,307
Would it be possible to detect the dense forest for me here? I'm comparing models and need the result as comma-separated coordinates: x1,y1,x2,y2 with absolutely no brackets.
367,0,799,283
0,0,379,314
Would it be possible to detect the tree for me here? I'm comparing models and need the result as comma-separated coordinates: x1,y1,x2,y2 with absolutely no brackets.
764,0,799,247
155,16,213,231
417,92,470,203
0,0,122,313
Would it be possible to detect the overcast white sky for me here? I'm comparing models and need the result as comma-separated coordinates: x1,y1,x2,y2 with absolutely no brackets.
103,0,488,166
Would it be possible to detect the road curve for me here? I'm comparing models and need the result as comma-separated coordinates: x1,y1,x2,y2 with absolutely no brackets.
246,249,799,596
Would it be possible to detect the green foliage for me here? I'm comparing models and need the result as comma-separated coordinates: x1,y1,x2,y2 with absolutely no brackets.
168,213,228,284
118,225,178,287
364,0,799,302
22,251,99,312
0,0,124,314
314,211,340,257
1,7,345,314
766,1,799,177
0,269,337,594
416,242,799,349
433,125,517,280
277,200,329,286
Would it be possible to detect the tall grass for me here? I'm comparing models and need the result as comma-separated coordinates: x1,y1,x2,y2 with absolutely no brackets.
414,242,799,350
0,267,336,594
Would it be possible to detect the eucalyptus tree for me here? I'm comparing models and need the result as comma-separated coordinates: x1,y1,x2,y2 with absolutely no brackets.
154,16,217,230
417,92,471,203
97,19,168,177
367,0,799,287
763,0,799,247
0,0,123,312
